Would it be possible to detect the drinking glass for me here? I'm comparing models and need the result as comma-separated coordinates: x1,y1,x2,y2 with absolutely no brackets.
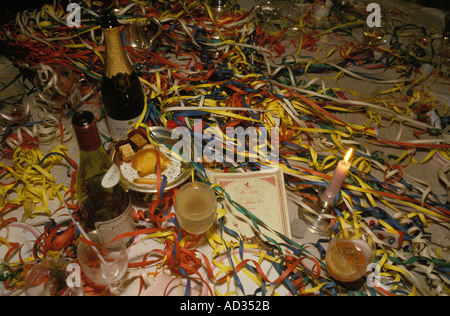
34,63,80,110
434,12,450,77
310,0,333,23
175,181,217,235
76,229,128,294
255,0,283,34
0,78,29,133
24,257,73,296
325,227,376,282
362,7,392,47
255,0,303,36
122,17,163,50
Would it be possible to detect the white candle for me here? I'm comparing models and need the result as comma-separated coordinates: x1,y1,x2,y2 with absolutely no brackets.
320,148,353,204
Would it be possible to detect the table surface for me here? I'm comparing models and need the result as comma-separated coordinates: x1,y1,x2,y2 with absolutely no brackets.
0,0,449,296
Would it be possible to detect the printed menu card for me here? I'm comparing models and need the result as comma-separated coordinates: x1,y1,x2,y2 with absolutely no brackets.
209,168,291,245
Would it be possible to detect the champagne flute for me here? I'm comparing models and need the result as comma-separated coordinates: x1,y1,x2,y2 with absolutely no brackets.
325,227,376,283
76,229,128,295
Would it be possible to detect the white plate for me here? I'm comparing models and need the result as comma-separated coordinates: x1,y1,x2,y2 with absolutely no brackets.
112,126,193,193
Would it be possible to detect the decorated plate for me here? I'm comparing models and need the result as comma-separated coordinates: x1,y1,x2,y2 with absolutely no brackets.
112,126,193,193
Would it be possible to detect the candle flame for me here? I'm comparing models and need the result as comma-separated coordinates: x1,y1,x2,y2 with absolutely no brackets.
344,148,353,163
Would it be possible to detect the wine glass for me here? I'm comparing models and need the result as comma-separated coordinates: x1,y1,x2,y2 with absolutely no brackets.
76,229,128,295
0,77,29,133
255,0,283,34
122,17,163,50
310,0,333,23
434,12,450,77
34,63,80,111
255,0,303,36
325,227,376,283
24,257,75,296
362,11,392,47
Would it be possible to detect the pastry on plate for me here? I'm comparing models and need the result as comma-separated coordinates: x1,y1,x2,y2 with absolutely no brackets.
130,145,171,177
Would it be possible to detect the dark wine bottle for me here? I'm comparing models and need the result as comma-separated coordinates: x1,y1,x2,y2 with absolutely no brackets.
101,12,145,141
72,111,135,246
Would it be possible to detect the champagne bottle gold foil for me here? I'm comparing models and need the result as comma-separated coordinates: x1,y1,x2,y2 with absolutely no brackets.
103,28,133,78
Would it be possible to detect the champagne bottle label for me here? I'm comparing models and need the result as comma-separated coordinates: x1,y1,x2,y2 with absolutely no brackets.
101,164,121,188
95,200,134,241
106,115,141,140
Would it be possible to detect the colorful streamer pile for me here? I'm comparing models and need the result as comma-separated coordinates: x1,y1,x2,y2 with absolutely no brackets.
0,0,449,296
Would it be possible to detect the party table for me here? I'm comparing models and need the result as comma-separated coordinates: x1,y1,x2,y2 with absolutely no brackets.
0,0,449,297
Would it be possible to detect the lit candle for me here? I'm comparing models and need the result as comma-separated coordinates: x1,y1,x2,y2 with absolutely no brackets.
320,148,353,204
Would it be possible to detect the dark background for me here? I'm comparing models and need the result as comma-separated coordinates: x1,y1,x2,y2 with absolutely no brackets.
0,0,449,24
410,0,449,11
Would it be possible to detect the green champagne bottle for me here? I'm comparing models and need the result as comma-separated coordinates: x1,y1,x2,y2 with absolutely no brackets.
101,12,145,141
